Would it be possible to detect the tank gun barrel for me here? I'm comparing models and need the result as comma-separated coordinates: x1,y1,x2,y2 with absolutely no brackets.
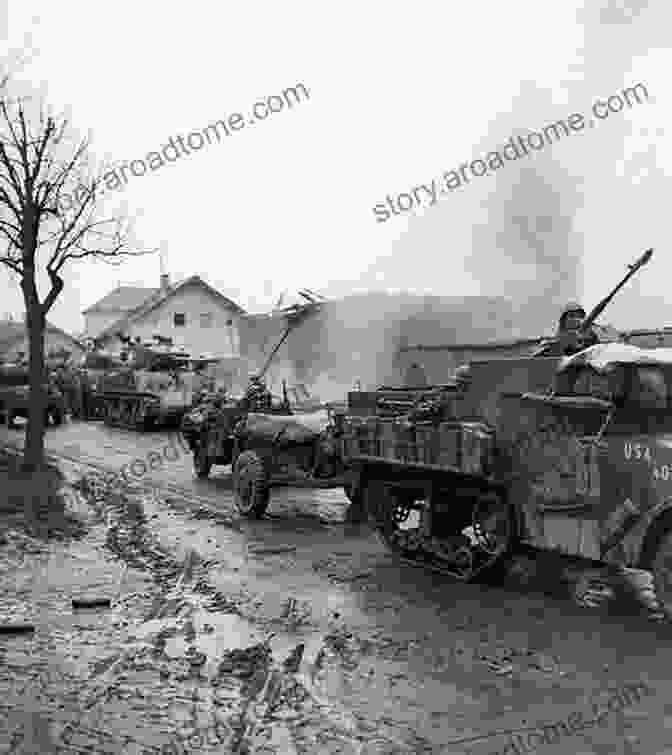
581,248,653,331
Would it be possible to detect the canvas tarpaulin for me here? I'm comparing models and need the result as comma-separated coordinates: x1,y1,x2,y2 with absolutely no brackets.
238,410,331,446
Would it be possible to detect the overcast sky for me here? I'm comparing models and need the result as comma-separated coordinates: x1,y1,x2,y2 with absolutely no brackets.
0,1,669,335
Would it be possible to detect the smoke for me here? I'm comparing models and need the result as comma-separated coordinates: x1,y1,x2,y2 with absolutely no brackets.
467,155,584,336
240,1,666,398
249,291,530,401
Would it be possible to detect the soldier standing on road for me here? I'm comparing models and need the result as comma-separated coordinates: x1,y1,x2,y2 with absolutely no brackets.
52,367,70,417
80,368,93,420
67,369,81,419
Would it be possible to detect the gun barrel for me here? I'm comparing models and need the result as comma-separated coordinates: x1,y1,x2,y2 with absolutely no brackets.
581,248,653,330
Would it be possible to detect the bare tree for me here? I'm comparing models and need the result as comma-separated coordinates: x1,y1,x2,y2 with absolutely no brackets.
0,76,154,475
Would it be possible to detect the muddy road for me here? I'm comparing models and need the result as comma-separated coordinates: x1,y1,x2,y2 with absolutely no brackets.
2,419,672,753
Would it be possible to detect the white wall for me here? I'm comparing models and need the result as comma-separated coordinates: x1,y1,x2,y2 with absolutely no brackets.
125,284,242,358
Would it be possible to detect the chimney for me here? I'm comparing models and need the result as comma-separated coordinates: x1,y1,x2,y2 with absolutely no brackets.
160,273,170,292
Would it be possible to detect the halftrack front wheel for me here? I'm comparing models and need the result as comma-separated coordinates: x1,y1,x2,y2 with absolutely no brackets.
233,450,270,519
650,528,672,620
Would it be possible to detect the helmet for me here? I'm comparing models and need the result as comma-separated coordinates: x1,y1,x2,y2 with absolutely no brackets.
560,302,586,318
454,364,472,384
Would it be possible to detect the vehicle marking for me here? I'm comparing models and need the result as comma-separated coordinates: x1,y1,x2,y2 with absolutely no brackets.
624,441,652,463
653,465,671,481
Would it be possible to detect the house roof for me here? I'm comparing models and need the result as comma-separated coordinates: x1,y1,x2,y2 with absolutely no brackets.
95,275,245,342
82,286,159,314
0,320,85,357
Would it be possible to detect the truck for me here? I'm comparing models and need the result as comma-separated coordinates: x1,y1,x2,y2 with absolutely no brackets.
0,365,66,427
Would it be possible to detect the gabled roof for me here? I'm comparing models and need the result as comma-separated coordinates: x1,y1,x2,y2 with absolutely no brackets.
0,320,85,356
82,286,159,314
95,275,245,342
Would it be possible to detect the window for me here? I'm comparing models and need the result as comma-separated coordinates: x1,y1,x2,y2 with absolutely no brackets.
174,313,186,327
200,313,213,328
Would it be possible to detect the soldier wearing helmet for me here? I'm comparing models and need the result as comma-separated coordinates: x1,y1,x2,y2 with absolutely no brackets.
242,373,273,412
558,302,585,333
534,302,599,357
454,364,472,391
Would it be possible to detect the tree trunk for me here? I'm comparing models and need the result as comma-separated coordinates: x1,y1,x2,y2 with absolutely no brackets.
20,260,47,475
24,311,47,473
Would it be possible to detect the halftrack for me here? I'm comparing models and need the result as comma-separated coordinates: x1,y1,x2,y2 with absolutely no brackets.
341,342,672,617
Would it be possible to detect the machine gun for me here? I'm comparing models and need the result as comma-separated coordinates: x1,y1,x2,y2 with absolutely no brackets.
534,248,653,357
257,291,325,381
580,248,653,335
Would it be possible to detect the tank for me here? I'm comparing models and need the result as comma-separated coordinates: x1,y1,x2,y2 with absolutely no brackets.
99,345,205,430
78,351,124,420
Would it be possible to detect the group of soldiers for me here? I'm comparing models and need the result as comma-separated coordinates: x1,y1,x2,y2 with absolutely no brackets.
49,364,97,419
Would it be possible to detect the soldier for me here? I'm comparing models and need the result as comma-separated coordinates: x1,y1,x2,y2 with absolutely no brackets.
535,302,599,357
79,368,93,420
453,363,472,391
557,302,599,355
243,374,272,412
53,366,73,418
69,368,83,419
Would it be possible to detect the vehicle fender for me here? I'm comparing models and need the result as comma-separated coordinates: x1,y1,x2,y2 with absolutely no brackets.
636,499,672,569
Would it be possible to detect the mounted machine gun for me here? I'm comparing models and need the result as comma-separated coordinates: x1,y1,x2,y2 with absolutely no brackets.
181,291,326,474
534,248,653,357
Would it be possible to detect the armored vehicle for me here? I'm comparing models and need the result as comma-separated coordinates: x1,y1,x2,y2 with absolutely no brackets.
99,345,205,430
341,342,672,613
77,352,124,420
337,249,672,616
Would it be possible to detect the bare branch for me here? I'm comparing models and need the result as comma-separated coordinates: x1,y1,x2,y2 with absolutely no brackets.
42,268,64,314
0,76,157,333
0,255,21,273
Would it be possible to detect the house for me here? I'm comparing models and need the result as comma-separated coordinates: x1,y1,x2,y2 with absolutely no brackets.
0,318,85,364
82,274,246,362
